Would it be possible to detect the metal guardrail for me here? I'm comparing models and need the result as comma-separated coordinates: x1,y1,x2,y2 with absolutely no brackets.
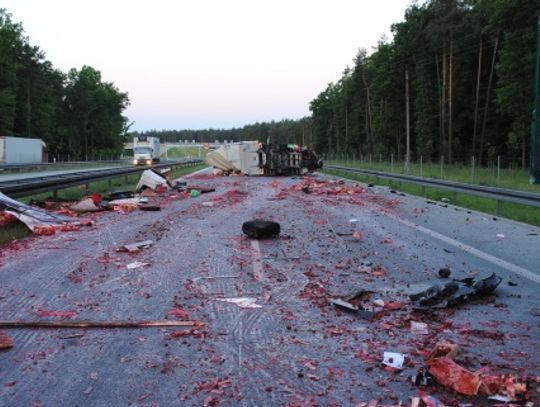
325,165,540,209
0,159,203,198
0,160,128,173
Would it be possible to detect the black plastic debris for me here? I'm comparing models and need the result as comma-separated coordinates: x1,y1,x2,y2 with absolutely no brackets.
138,204,161,211
242,220,280,239
508,281,518,286
331,289,375,319
103,190,135,201
412,368,433,386
438,267,451,278
410,273,502,308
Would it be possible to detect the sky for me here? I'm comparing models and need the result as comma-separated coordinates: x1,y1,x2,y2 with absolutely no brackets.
2,0,412,131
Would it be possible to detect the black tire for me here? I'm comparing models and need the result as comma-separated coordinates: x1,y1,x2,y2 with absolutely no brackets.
242,220,280,239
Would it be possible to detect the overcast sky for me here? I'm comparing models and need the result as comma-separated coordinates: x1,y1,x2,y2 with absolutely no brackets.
3,0,412,131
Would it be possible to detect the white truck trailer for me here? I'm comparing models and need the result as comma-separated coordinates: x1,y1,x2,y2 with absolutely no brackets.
133,136,160,165
0,136,46,164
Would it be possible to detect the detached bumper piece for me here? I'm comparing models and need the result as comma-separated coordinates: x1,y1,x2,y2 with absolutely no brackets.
410,273,502,308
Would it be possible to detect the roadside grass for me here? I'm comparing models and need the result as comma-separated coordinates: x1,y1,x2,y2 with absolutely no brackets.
0,164,207,246
325,159,540,193
324,168,540,227
166,147,208,159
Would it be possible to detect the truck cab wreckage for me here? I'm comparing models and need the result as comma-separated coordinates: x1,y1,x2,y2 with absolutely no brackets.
205,141,323,176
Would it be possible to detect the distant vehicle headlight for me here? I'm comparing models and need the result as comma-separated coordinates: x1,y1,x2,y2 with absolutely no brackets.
133,159,138,165
146,159,152,165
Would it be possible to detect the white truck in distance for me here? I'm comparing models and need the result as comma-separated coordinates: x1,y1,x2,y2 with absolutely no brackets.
133,136,160,165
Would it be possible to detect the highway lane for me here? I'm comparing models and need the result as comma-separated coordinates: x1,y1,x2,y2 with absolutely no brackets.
0,171,538,406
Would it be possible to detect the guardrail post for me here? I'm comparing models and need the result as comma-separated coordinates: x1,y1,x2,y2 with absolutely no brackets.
421,185,426,196
53,189,58,199
440,156,444,179
420,156,423,178
497,200,503,215
497,155,501,185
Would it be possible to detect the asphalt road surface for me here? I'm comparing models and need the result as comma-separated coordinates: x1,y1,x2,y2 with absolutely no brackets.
0,170,539,406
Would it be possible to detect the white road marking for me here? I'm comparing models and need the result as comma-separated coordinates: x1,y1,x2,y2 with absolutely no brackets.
250,239,265,282
387,212,540,285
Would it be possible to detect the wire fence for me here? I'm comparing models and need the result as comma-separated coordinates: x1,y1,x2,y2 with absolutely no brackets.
322,153,540,193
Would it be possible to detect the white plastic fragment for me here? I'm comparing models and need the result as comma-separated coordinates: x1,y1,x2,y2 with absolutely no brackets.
496,233,505,240
382,352,405,369
135,169,170,192
373,299,385,307
126,261,150,270
410,321,429,335
216,297,262,309
488,395,513,402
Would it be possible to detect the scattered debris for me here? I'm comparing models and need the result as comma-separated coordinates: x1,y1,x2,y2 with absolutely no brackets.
135,169,171,192
438,267,451,278
331,290,375,319
428,352,482,395
242,220,280,239
126,261,150,270
0,330,14,350
382,352,405,369
138,204,161,211
116,240,154,253
496,233,505,240
0,192,87,234
190,189,201,198
425,341,528,400
216,297,262,309
201,201,215,207
410,273,502,308
69,198,101,213
508,281,518,286
109,197,143,206
412,368,432,386
103,190,134,201
410,321,429,335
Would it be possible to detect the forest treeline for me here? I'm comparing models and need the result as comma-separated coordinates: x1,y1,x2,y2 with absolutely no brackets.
310,0,540,166
0,9,129,160
135,118,313,146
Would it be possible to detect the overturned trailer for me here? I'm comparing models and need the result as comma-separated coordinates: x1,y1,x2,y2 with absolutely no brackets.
206,142,323,176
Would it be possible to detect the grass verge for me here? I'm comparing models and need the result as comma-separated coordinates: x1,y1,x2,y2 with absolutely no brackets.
0,164,207,246
324,169,540,227
166,147,208,159
325,159,540,193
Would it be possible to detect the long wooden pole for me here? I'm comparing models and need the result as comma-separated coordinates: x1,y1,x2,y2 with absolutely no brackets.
0,320,198,328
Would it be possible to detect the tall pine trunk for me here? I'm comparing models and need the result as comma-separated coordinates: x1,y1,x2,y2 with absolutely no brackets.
448,39,453,164
436,54,443,161
472,37,483,158
479,36,499,165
